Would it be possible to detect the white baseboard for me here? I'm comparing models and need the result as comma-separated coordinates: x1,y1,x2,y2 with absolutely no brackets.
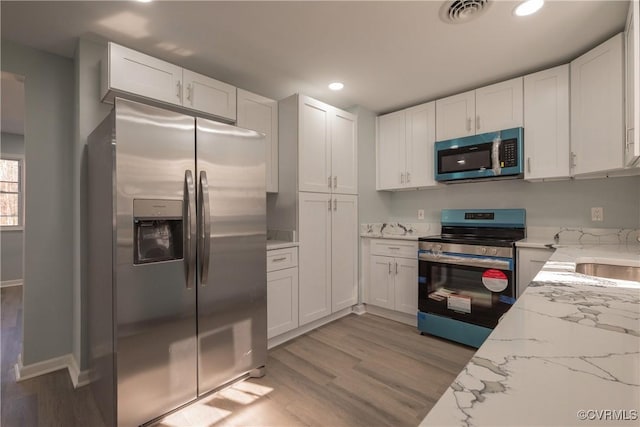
364,304,418,327
1,279,23,288
15,353,91,388
267,306,354,349
352,303,366,315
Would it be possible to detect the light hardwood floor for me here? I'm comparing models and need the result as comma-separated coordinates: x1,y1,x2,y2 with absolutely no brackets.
1,287,475,427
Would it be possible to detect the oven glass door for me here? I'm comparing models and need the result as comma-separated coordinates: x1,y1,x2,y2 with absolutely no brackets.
418,252,515,329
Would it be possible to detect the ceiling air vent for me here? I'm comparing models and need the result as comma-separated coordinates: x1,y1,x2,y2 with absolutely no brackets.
440,0,491,24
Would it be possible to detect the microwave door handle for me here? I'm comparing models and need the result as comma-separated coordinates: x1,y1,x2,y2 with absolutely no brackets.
199,171,212,287
184,170,196,289
419,252,511,270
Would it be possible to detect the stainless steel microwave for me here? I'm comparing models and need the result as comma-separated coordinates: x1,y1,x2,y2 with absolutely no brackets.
434,127,524,182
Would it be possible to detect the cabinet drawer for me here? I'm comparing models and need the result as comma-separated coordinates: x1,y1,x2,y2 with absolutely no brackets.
266,247,298,272
370,239,418,259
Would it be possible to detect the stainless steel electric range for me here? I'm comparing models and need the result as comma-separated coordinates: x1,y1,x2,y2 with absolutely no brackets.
417,209,526,348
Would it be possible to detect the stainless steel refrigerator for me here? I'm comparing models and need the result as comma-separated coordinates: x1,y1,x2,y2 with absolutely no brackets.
88,98,267,427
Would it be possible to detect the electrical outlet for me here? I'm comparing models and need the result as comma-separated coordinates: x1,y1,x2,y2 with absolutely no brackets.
417,209,425,220
591,207,604,222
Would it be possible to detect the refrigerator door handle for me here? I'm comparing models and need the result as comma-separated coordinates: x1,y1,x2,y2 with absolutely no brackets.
199,170,212,286
184,170,196,289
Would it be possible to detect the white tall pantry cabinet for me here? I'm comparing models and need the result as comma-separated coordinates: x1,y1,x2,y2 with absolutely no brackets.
278,94,358,327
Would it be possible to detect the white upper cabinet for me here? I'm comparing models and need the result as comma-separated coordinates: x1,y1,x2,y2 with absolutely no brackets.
102,42,237,121
524,64,570,180
331,110,358,195
102,43,183,106
475,77,523,134
435,90,475,141
297,95,357,194
376,110,406,190
237,89,278,192
625,0,640,167
376,101,436,190
571,33,625,176
435,78,523,141
182,69,236,121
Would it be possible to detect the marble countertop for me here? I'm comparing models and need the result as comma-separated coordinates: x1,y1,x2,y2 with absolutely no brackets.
421,244,640,427
359,233,430,241
515,237,556,249
266,240,298,250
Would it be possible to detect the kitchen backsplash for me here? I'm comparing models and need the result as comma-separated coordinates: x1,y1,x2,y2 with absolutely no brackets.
360,222,439,237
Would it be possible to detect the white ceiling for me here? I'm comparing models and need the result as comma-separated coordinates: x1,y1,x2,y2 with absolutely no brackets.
0,1,630,114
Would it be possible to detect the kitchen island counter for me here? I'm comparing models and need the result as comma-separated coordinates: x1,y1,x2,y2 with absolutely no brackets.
421,244,640,426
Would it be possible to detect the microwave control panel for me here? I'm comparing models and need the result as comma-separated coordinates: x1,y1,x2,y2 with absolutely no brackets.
499,138,518,168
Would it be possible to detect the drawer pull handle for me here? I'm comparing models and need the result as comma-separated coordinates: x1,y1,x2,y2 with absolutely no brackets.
388,247,401,250
272,257,287,262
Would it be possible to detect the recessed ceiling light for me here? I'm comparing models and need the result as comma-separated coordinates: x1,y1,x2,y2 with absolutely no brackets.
136,0,152,3
514,0,544,17
328,82,344,91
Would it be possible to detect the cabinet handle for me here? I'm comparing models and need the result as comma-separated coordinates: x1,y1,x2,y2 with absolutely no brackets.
627,128,635,151
328,176,332,188
570,152,577,169
333,176,337,189
406,172,411,183
400,173,405,184
272,257,287,262
395,262,398,274
388,247,401,250
176,81,182,99
527,157,531,173
333,198,337,211
388,262,392,274
476,115,480,131
328,199,331,210
466,117,472,132
186,83,194,104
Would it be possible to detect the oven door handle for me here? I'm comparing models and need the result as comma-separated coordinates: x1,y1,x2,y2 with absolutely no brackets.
419,252,512,270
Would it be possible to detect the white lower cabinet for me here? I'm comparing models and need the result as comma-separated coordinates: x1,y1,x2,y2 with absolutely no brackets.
266,246,299,339
298,192,358,326
366,239,418,316
517,247,554,297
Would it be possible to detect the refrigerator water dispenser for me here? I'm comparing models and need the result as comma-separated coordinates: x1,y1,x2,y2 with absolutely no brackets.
133,199,183,264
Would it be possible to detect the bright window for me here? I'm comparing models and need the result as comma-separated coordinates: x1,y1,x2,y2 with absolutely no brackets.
0,158,23,227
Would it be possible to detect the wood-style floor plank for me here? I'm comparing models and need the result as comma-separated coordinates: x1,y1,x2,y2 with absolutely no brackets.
2,286,475,427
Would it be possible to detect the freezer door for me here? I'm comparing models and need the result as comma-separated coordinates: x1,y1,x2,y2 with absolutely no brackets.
114,98,197,426
196,118,267,396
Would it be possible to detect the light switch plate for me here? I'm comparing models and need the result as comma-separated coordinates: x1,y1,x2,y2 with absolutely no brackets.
418,209,425,220
591,207,604,222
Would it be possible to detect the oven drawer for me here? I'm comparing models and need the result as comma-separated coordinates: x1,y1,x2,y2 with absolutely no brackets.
266,247,298,272
370,239,418,259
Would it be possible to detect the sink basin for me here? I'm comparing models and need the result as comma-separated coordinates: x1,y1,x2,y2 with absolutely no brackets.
575,263,640,282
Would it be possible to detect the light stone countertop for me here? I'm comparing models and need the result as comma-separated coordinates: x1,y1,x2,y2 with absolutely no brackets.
266,240,299,250
359,233,431,241
421,243,640,427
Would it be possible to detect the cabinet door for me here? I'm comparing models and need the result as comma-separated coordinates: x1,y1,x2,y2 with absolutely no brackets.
516,248,554,297
298,192,332,325
331,109,358,194
376,111,406,190
108,43,183,106
524,65,570,180
571,33,625,175
436,90,475,141
405,102,437,188
368,255,394,309
394,258,418,316
183,69,236,121
625,2,639,166
475,77,523,134
331,195,358,312
299,96,332,193
267,267,299,339
237,89,279,192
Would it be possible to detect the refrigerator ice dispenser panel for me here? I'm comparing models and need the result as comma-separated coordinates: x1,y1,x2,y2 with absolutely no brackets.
133,199,183,264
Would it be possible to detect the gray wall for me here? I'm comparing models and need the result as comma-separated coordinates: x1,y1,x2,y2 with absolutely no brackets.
73,38,111,370
351,106,392,223
2,39,75,365
1,132,25,282
389,175,640,229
